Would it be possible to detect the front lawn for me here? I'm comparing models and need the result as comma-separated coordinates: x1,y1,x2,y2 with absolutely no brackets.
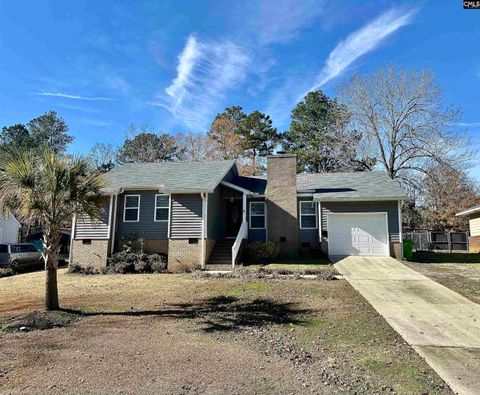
0,269,449,394
409,251,480,264
246,256,332,272
406,261,480,304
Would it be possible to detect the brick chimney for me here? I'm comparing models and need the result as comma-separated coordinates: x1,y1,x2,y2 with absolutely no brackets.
266,153,298,255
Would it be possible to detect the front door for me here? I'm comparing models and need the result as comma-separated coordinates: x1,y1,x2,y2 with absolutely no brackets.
225,200,242,237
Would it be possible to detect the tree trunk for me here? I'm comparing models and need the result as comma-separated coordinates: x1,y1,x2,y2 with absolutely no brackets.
45,267,59,310
43,223,61,310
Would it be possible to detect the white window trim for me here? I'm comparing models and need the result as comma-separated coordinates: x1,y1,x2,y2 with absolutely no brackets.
249,201,266,230
123,194,140,222
154,194,171,223
300,201,318,229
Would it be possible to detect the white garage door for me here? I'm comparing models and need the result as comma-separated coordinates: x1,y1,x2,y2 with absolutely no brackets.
328,213,389,256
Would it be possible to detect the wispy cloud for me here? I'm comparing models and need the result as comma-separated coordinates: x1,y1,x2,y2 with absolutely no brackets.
165,35,201,109
267,7,418,127
33,92,116,101
151,34,250,130
306,7,418,94
79,118,114,127
108,76,131,95
55,103,102,114
252,0,326,44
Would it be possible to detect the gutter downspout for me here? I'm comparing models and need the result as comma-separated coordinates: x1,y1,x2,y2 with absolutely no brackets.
110,194,119,255
201,192,207,270
68,214,76,266
398,199,404,260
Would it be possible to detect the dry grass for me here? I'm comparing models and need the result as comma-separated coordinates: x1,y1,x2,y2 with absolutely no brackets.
406,262,480,304
0,269,450,394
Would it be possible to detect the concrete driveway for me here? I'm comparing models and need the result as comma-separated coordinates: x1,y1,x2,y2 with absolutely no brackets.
335,256,480,395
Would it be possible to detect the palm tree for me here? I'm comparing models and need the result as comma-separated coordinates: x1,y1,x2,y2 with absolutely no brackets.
0,148,104,310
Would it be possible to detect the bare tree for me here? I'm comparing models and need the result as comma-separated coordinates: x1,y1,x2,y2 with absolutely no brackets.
422,163,480,230
175,132,208,161
338,65,472,188
206,117,244,160
88,142,118,172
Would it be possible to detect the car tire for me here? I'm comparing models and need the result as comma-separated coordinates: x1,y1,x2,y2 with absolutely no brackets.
10,260,20,272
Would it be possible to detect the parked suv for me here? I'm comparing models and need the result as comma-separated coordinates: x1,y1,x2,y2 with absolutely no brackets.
0,243,42,270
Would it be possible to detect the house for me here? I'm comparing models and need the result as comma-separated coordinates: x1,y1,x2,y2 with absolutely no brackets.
0,206,20,243
70,154,408,271
456,205,480,253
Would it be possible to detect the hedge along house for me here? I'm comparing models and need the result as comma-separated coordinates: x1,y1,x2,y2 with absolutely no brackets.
70,154,408,272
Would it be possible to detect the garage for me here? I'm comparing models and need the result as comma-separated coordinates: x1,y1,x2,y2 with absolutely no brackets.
327,213,389,256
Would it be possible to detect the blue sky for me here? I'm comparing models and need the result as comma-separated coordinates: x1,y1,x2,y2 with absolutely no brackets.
0,0,479,178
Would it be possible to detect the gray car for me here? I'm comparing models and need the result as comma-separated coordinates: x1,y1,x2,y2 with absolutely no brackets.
0,243,43,270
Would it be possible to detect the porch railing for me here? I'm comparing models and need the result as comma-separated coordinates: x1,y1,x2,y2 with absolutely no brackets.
232,220,248,268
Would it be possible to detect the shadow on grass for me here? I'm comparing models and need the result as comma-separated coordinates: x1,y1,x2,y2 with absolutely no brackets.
60,295,309,332
411,251,480,264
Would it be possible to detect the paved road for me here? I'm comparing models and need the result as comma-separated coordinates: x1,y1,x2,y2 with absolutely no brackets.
335,256,480,395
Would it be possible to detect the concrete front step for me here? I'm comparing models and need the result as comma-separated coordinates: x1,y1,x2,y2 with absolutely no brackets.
205,264,233,271
209,253,231,259
208,258,232,265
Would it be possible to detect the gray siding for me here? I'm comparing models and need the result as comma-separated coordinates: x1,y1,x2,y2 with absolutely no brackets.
116,191,168,239
170,194,203,238
320,201,400,243
298,197,320,246
75,197,111,239
247,197,266,242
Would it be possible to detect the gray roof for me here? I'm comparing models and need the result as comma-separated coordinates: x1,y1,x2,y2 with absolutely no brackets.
300,172,408,201
230,176,267,194
230,171,407,201
102,160,235,194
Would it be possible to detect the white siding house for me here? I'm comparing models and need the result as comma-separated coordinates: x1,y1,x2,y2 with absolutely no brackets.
0,211,21,243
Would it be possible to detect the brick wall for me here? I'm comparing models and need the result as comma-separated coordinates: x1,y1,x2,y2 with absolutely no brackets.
266,154,299,256
390,242,403,260
71,239,109,269
470,236,480,253
167,238,215,272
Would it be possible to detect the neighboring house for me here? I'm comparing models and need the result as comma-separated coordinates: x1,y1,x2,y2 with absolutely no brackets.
70,154,408,272
0,208,20,243
456,205,480,253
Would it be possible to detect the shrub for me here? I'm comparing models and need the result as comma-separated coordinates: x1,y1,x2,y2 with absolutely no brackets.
68,264,101,275
118,236,143,253
113,261,135,274
246,241,279,263
0,268,15,278
149,254,168,273
106,251,168,274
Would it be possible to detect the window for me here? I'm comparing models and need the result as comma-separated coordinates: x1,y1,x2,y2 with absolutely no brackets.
25,244,38,252
154,194,170,222
300,201,317,229
0,244,7,253
123,195,140,222
10,244,36,253
250,202,266,229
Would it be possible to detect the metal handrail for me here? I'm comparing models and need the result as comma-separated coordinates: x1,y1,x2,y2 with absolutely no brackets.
231,220,247,268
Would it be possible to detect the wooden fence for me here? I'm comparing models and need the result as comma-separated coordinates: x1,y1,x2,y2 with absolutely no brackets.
403,231,469,252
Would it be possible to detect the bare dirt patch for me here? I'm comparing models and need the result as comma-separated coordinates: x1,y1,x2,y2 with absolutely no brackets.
0,269,450,394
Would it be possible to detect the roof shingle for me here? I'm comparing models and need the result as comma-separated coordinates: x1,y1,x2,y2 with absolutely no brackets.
229,171,407,201
102,160,235,193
